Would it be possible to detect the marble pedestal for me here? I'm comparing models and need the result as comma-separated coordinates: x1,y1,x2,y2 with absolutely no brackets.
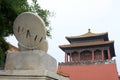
5,50,57,72
0,50,69,80
0,70,68,80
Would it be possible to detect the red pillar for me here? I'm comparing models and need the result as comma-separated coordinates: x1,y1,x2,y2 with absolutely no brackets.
66,53,68,62
70,52,72,62
108,48,111,59
65,53,66,62
92,50,94,61
102,50,104,60
78,52,80,61
65,53,68,62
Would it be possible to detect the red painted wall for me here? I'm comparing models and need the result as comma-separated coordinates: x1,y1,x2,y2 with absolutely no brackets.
58,64,119,80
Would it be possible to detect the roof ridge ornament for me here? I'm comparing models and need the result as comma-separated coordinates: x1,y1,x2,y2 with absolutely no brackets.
88,28,91,33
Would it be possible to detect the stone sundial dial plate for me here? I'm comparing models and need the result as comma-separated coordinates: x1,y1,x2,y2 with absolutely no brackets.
13,12,46,49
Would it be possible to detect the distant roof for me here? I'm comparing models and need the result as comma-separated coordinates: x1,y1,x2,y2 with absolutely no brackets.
66,29,108,39
59,41,114,48
59,29,115,57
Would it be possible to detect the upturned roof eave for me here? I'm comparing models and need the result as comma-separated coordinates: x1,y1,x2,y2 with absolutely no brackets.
59,40,114,49
65,32,108,39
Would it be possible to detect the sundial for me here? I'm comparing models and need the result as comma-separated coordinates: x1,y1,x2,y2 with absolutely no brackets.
13,12,48,52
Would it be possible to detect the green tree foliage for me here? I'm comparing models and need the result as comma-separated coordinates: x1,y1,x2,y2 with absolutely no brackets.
0,0,52,68
30,0,52,37
0,37,9,68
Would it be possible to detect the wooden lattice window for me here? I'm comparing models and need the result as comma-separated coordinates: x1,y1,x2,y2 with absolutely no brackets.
72,51,78,61
94,49,102,60
80,50,92,61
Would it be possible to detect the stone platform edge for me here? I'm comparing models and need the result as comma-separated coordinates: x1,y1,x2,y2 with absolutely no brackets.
0,70,69,80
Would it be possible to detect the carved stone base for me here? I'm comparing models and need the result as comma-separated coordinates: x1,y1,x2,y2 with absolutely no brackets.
0,70,69,80
5,50,57,72
2,50,69,80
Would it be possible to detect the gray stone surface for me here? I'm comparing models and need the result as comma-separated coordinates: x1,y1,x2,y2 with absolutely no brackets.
13,12,48,52
0,70,69,80
5,50,57,73
3,50,69,80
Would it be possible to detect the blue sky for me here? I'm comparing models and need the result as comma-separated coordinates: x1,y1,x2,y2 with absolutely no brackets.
7,0,120,75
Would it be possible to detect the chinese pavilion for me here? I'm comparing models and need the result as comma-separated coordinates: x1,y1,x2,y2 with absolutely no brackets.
58,29,119,80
